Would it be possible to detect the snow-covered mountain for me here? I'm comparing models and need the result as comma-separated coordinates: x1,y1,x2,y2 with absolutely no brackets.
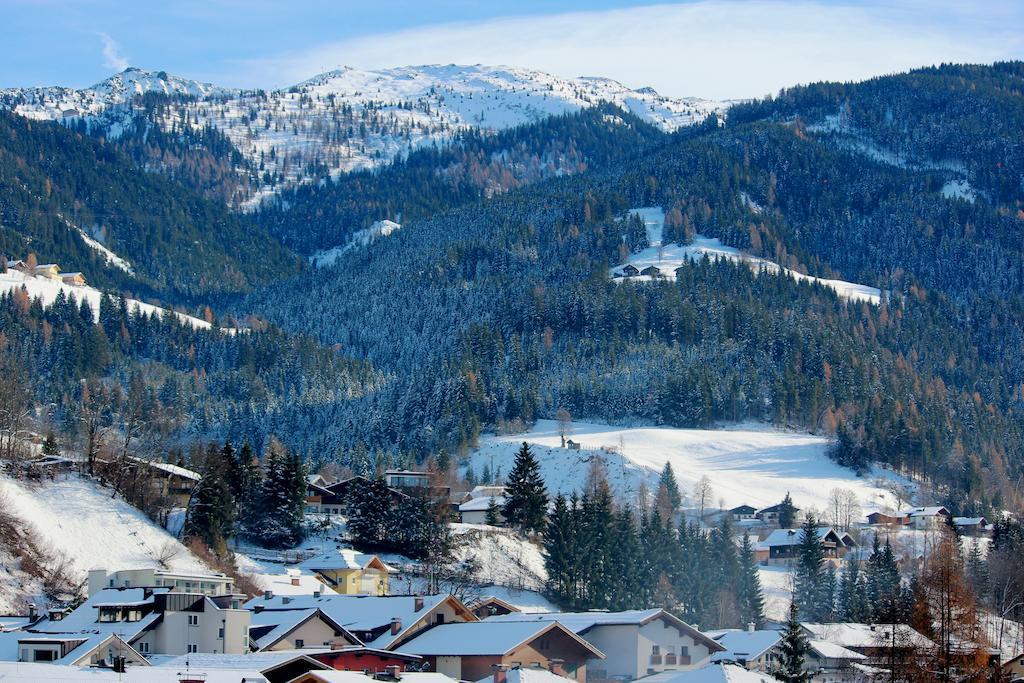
0,65,725,207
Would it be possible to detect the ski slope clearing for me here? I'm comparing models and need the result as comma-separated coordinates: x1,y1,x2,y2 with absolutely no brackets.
0,270,231,332
0,472,207,610
466,420,904,514
614,208,880,304
309,220,403,267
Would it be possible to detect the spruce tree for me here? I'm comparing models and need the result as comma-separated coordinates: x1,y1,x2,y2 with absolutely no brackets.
659,462,682,513
794,513,832,621
775,603,810,683
183,448,236,556
543,494,574,604
737,533,765,628
41,430,59,456
485,497,501,526
502,442,549,534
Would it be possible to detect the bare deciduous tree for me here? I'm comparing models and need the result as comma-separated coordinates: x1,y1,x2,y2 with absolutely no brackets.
694,475,713,523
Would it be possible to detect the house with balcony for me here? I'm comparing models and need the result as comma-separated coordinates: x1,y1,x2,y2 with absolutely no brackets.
900,506,952,530
757,527,855,567
88,568,235,597
708,628,782,671
486,609,725,681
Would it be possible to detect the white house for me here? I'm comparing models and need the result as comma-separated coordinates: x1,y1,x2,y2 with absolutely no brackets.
486,609,725,681
900,506,951,529
88,568,235,597
460,495,506,524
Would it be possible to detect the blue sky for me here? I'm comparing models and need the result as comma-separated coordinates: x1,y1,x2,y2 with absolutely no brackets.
3,0,1023,99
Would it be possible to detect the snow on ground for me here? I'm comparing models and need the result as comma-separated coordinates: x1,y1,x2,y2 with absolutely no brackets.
467,420,904,514
758,566,795,623
72,228,134,274
310,220,403,267
941,179,977,202
0,269,230,332
0,472,207,609
613,207,880,304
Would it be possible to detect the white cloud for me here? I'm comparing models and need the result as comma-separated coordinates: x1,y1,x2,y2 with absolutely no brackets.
230,0,1024,99
99,32,128,72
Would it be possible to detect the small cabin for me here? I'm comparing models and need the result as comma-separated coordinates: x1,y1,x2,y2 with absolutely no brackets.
60,272,86,286
640,265,662,277
730,504,757,521
566,439,581,450
34,264,61,280
621,264,640,277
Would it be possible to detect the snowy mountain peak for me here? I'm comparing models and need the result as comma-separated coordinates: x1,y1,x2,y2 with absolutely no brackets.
90,66,229,100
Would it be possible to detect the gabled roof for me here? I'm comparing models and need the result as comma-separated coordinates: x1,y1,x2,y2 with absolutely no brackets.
250,606,360,651
470,596,520,614
730,505,757,514
487,609,724,653
398,620,605,658
460,495,505,512
807,639,866,661
244,593,476,650
756,502,800,514
800,622,935,650
708,629,782,663
757,527,844,550
953,516,988,526
300,548,396,573
901,506,950,518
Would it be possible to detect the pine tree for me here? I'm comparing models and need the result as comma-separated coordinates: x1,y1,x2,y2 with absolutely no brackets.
543,493,575,604
838,559,871,622
659,462,682,513
502,442,549,534
774,603,810,683
346,477,393,551
737,533,765,628
41,430,59,456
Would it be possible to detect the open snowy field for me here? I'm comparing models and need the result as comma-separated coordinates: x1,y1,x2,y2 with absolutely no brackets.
466,420,904,514
0,473,207,611
614,207,881,304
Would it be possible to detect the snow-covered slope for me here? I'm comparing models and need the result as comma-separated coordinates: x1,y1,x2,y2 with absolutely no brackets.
0,269,230,332
1,66,724,207
0,472,208,611
614,207,881,304
465,420,906,514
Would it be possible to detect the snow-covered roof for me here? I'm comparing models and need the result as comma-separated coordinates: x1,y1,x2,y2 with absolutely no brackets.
635,662,781,683
460,495,505,512
152,650,332,671
953,517,988,526
469,485,507,498
244,593,469,650
300,548,395,573
399,621,604,658
708,629,781,662
807,639,866,660
476,668,572,683
126,456,201,481
757,527,843,550
488,609,724,653
800,623,935,649
0,661,268,682
901,506,949,518
300,673,453,683
249,606,354,651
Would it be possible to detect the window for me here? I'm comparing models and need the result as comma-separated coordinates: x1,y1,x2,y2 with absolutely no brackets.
98,608,118,623
218,628,224,639
187,644,198,653
126,609,142,622
296,639,305,648
33,649,55,662
138,642,150,654
188,615,199,626
436,614,445,625
651,646,660,655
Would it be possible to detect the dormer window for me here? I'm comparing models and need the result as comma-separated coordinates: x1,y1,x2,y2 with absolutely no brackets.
98,607,119,623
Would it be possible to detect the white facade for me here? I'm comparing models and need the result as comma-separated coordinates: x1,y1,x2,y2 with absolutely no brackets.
88,568,235,597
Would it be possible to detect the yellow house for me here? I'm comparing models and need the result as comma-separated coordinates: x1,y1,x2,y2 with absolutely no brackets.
301,549,395,595
33,264,61,280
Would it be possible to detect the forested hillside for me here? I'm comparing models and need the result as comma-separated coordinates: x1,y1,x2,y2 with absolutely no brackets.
0,110,298,300
239,63,1024,514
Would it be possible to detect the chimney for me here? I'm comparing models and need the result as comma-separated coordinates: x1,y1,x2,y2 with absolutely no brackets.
492,665,507,683
414,596,424,612
282,597,292,605
291,576,301,587
386,665,402,680
390,617,402,635
747,622,755,632
264,590,273,600
27,604,37,621
314,590,322,599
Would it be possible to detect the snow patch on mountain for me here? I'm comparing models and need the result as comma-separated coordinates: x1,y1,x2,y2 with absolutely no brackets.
309,219,403,267
613,207,881,304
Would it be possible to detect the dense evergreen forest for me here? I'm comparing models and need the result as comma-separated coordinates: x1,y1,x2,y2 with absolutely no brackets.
2,62,1023,517
0,109,298,301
